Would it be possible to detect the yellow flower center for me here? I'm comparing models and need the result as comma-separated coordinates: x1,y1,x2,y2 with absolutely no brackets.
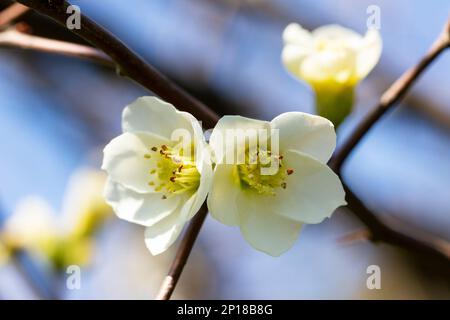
236,148,294,196
144,144,200,198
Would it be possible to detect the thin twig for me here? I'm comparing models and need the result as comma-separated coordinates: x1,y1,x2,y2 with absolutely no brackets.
0,25,114,67
0,3,29,28
344,185,450,277
156,204,208,300
329,18,450,173
13,0,450,299
338,227,372,245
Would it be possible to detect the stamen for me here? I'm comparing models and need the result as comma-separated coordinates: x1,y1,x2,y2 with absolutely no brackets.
147,143,200,197
236,148,293,195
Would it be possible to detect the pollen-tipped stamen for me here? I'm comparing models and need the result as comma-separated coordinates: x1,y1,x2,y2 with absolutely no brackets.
144,143,200,198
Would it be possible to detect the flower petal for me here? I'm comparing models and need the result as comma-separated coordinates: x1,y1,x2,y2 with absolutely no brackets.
271,111,336,163
122,96,193,139
283,23,313,46
104,178,180,227
102,131,169,193
237,191,302,256
356,28,382,79
5,196,57,247
274,150,346,224
300,46,358,84
281,24,313,76
312,24,362,45
207,164,241,226
188,145,213,220
144,193,195,255
209,115,270,164
282,44,311,77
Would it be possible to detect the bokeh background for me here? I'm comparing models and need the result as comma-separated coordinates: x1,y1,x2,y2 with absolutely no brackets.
0,0,449,299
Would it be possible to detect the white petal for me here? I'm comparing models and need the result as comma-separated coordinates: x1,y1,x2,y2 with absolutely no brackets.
274,150,346,224
102,132,169,193
237,191,302,256
165,110,212,220
282,44,311,77
356,28,382,79
271,112,336,163
281,24,313,76
104,178,179,227
312,24,362,45
207,164,241,226
60,168,108,232
283,23,313,46
209,115,270,164
144,193,195,255
300,46,358,84
187,144,213,220
122,96,193,139
5,196,57,246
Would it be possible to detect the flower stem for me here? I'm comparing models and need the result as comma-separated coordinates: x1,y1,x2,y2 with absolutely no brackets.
314,85,354,128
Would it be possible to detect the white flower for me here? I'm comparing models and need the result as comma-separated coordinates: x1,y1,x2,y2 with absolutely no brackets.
282,23,382,86
102,97,212,255
207,112,346,256
282,23,382,126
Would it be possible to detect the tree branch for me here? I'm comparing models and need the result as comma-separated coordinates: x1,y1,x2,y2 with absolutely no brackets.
155,204,208,300
0,3,29,28
13,1,450,299
344,184,450,277
0,24,114,67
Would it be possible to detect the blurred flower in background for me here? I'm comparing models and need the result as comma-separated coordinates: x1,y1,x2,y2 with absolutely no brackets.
1,168,111,270
282,23,382,126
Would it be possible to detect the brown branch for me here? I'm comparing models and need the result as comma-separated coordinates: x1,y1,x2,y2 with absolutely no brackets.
344,184,450,277
338,227,372,245
14,0,450,299
0,3,29,28
329,18,450,173
14,0,219,129
0,25,114,67
155,204,208,300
